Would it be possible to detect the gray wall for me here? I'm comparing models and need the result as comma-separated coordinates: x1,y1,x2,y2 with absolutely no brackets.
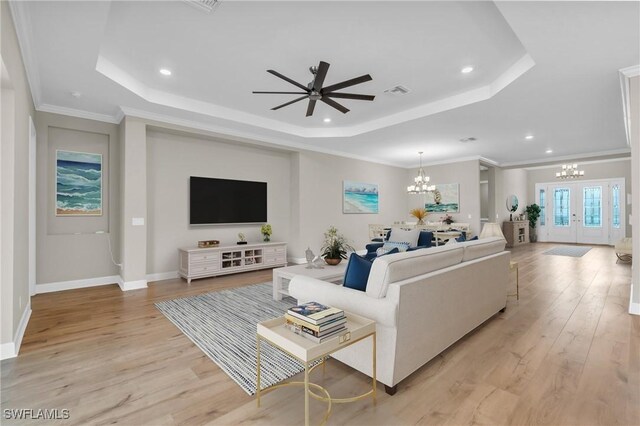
1,0,36,344
35,112,121,283
502,168,528,219
293,151,408,260
408,159,481,235
525,158,632,236
146,129,292,274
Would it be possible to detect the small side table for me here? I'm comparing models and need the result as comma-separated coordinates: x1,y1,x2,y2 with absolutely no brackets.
256,311,376,426
509,261,519,300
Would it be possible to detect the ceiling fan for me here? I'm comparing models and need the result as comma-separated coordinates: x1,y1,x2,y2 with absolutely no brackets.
253,61,375,117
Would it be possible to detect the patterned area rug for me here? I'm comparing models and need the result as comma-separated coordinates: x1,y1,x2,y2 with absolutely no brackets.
543,246,593,257
155,282,302,395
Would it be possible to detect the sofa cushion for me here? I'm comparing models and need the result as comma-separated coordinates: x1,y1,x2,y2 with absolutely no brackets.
366,244,464,298
343,254,373,292
461,236,506,261
388,228,420,247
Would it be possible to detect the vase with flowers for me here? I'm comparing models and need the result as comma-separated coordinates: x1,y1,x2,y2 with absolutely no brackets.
320,226,354,265
261,224,272,242
410,208,428,225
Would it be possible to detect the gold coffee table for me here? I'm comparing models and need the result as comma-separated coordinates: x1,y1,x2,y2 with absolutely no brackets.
256,311,376,426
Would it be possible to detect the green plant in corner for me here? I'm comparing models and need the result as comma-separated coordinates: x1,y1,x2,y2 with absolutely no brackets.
525,204,541,228
525,203,542,243
261,224,272,242
320,226,355,265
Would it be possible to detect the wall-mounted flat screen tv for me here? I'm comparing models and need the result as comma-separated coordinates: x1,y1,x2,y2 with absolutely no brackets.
190,176,267,225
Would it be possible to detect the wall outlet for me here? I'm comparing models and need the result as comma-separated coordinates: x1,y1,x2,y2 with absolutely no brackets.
468,214,472,219
132,217,145,226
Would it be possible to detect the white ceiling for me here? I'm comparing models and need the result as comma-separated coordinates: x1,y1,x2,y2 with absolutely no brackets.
11,1,640,167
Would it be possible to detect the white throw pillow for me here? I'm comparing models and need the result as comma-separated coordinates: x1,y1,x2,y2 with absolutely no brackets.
388,228,420,248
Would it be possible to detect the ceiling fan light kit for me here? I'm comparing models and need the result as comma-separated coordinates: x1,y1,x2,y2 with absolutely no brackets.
253,61,375,117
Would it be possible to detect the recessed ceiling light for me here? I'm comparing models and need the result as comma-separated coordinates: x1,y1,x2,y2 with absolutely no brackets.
70,91,82,98
525,135,534,140
323,118,331,123
461,66,474,74
545,149,553,154
159,68,172,76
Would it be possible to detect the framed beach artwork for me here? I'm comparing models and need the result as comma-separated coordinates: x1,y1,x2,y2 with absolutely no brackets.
56,150,103,216
425,183,459,213
343,181,379,214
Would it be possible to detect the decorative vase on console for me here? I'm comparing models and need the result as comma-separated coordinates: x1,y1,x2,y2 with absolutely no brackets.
261,224,272,242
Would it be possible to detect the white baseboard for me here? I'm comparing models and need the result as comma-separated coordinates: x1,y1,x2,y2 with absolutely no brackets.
146,271,179,282
1,301,32,360
0,342,16,360
35,275,120,294
118,277,148,291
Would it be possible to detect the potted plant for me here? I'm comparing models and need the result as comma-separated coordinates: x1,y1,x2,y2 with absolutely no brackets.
410,208,428,225
320,226,354,265
261,224,272,242
525,204,541,242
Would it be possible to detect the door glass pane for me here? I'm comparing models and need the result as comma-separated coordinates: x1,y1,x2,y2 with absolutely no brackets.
612,184,620,229
583,186,602,228
539,189,546,226
554,188,570,227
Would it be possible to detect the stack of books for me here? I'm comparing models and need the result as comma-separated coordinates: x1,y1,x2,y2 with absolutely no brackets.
284,301,346,343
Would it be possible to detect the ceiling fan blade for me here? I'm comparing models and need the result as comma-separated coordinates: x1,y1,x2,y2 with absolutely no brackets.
320,97,350,114
324,92,375,101
271,95,309,111
306,99,317,117
322,74,372,93
267,70,310,91
253,91,308,94
312,61,330,92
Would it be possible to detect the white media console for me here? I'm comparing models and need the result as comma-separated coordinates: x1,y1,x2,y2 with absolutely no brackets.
178,242,287,284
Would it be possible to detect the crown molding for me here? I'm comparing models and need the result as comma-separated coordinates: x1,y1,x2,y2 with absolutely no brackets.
8,0,42,106
522,155,631,171
619,64,639,146
503,148,631,169
37,103,121,124
120,106,406,168
97,52,534,139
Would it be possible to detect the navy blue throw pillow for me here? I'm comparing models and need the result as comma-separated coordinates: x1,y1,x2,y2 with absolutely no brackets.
468,236,479,241
343,254,373,292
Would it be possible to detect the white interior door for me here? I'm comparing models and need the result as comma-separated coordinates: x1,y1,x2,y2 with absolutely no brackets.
548,184,577,243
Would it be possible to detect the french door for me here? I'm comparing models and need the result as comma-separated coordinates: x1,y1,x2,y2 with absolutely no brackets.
536,178,625,245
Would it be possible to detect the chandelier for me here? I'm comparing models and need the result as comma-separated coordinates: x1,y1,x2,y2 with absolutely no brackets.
407,152,435,194
556,163,585,179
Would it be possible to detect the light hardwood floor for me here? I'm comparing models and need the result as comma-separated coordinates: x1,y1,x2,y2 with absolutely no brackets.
1,243,638,425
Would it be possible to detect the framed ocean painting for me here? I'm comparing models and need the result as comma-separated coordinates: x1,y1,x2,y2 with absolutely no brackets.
343,181,379,214
56,150,103,216
425,183,459,213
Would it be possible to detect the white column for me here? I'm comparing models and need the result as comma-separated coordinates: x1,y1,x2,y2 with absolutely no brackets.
630,76,639,315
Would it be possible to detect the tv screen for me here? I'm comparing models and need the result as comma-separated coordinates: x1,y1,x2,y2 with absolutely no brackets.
190,176,267,225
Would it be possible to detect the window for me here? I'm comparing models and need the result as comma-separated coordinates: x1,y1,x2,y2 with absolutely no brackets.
554,188,570,226
612,184,620,229
539,189,546,226
583,186,602,228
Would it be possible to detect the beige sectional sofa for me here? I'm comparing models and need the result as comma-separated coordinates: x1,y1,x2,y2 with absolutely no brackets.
288,236,509,394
